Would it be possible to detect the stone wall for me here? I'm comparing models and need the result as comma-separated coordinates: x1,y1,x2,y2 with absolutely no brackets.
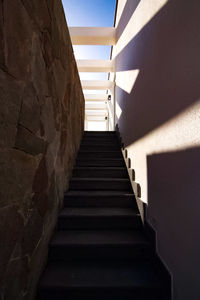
0,0,84,299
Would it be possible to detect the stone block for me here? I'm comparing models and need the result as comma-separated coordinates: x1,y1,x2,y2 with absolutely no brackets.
15,125,47,156
40,96,58,141
0,149,40,209
0,70,23,148
0,2,5,68
31,33,49,97
3,0,33,79
0,206,24,284
51,59,68,102
21,209,43,257
19,83,41,135
3,255,29,300
21,0,51,31
42,30,55,68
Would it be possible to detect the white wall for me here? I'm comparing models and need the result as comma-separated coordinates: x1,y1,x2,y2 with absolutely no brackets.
113,1,200,299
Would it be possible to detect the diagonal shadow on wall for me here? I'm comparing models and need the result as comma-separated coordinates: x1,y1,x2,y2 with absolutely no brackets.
113,1,200,298
116,0,141,41
114,0,200,147
147,146,200,300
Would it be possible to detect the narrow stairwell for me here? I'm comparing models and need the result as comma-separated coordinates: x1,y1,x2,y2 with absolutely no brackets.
38,131,171,300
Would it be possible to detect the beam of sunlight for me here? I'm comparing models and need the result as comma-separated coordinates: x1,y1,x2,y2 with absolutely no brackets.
124,99,200,205
116,69,139,94
116,101,122,120
115,0,127,26
115,0,168,58
128,99,200,155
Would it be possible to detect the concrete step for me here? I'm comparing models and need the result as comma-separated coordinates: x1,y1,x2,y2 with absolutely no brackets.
49,229,153,261
77,150,122,159
76,158,125,167
80,144,120,151
58,207,142,230
72,167,128,178
81,138,119,145
38,260,170,300
84,131,116,136
69,178,131,191
64,190,137,208
83,134,117,140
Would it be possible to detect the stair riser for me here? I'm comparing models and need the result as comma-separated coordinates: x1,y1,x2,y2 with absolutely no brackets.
72,168,128,178
64,196,137,208
83,136,118,140
49,246,153,261
58,217,142,230
81,139,119,145
78,152,122,159
80,145,120,151
76,160,124,167
84,134,117,138
84,131,116,135
69,181,131,191
38,288,167,300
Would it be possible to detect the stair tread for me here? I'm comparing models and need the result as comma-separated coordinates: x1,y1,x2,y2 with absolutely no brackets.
77,158,123,160
82,139,118,142
59,207,139,218
65,190,134,196
64,191,136,208
76,158,124,163
39,260,165,289
50,230,150,247
71,178,129,182
78,150,121,152
76,158,125,166
84,131,116,134
73,167,126,170
77,151,122,159
81,140,119,143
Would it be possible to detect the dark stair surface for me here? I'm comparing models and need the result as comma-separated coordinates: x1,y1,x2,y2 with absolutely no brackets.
38,131,171,300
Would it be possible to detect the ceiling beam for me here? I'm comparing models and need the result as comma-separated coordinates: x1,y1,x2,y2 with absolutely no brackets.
85,103,107,110
81,80,114,90
84,94,108,101
77,59,114,72
69,27,116,45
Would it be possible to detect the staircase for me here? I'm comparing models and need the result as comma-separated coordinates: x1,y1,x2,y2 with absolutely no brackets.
38,131,171,300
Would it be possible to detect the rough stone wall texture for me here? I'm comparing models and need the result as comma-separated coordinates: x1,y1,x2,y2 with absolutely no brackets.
0,0,84,299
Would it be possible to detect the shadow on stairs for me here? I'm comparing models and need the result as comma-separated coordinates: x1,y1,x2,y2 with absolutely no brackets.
37,131,171,300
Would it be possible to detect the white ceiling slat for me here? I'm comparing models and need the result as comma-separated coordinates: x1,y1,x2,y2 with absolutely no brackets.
69,27,116,45
85,103,107,110
84,94,108,101
77,59,114,72
81,80,113,90
85,110,108,116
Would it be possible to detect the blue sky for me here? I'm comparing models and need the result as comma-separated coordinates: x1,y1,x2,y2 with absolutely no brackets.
62,0,116,82
62,0,116,28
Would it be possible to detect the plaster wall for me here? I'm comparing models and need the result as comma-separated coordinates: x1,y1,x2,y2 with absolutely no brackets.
113,0,200,299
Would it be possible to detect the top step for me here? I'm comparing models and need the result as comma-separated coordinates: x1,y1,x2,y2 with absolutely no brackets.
84,131,116,136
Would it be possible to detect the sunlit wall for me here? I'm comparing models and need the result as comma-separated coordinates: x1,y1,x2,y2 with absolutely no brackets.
113,0,200,299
